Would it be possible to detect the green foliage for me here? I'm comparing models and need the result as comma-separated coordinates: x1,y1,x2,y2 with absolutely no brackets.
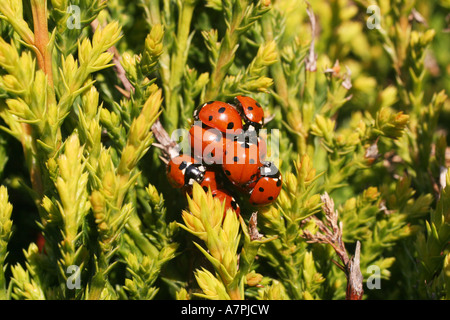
0,0,448,300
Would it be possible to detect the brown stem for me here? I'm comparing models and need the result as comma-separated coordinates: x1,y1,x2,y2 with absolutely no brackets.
24,0,56,198
31,0,54,87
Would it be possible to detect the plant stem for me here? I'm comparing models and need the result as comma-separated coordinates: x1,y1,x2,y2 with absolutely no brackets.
147,0,162,26
31,0,54,88
203,3,245,101
26,0,58,199
0,247,7,299
261,13,306,154
261,14,289,110
164,0,197,133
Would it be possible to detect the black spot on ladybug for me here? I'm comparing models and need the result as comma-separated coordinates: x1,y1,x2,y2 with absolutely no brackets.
256,102,262,108
249,159,255,164
259,187,264,192
218,107,226,113
233,156,239,162
179,161,187,170
203,186,208,193
212,194,217,197
225,170,231,176
248,106,253,111
268,196,274,201
241,142,250,149
227,122,234,129
231,200,238,210
206,101,214,105
276,179,282,187
208,115,213,121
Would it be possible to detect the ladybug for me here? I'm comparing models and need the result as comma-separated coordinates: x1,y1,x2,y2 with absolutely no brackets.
166,154,206,189
200,169,221,193
249,162,282,206
233,95,264,131
222,136,261,188
193,101,243,134
188,122,225,164
211,189,241,217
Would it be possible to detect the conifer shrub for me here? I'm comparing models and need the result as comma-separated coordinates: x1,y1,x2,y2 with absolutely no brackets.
0,0,448,300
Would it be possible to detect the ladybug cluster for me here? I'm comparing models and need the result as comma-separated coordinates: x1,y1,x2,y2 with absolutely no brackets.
166,96,282,217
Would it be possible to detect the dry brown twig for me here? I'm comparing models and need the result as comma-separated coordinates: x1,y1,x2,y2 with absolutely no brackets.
150,119,181,163
248,212,264,241
302,192,364,300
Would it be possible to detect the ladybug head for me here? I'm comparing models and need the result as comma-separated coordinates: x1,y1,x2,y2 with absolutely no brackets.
243,121,263,133
260,161,280,178
184,164,206,186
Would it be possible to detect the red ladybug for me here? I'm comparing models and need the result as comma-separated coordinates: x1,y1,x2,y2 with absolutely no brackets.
249,162,282,206
188,122,225,164
200,169,220,193
166,154,206,189
222,136,261,188
211,189,241,217
234,95,264,131
193,101,243,134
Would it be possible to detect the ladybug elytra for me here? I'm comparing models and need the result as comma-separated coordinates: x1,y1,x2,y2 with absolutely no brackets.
211,189,241,217
234,95,265,131
222,136,262,188
188,122,225,165
249,162,282,206
193,101,243,134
